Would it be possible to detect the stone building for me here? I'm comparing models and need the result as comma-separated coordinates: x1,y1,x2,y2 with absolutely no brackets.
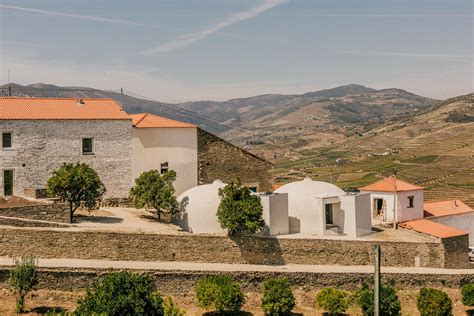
0,97,133,198
197,128,273,192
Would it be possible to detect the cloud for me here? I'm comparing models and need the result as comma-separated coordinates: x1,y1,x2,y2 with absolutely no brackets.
0,4,145,25
305,14,473,18
335,50,473,61
140,0,286,54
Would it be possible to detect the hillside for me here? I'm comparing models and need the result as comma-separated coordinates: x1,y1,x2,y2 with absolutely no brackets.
1,83,437,152
275,93,474,206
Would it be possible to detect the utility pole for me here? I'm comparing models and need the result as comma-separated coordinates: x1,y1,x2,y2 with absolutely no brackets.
120,88,124,107
374,244,381,316
7,69,12,96
392,169,398,229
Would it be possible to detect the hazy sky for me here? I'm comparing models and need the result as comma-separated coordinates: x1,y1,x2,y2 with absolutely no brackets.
0,0,472,102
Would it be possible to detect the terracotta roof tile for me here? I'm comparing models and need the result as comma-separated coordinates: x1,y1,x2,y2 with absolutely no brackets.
424,199,473,217
401,219,467,238
131,113,197,128
0,97,130,120
359,177,423,192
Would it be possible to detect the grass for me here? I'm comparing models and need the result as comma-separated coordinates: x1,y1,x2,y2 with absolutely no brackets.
401,155,439,164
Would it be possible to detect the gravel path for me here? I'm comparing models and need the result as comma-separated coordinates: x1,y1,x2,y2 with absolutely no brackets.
0,257,472,275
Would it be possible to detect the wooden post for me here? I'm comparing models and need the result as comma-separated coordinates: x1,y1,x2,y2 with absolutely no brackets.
392,170,398,229
374,243,381,316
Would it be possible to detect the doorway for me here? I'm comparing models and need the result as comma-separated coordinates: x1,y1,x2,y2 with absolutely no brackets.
325,203,334,225
373,198,384,218
3,170,13,196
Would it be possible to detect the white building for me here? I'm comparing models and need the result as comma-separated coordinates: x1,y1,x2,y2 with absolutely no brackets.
359,177,424,223
274,178,372,237
131,113,198,196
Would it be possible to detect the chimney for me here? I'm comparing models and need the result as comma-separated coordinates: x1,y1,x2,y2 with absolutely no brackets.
77,99,85,105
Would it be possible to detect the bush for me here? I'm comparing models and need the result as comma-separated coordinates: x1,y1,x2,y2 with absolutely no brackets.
316,287,350,315
217,180,265,235
462,284,474,307
9,256,38,314
195,275,245,313
164,296,186,316
417,287,452,316
357,282,401,316
261,277,295,315
74,271,165,315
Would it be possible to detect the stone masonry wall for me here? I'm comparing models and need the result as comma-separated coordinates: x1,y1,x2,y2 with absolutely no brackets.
0,268,472,294
198,128,273,192
0,203,69,223
0,120,132,198
0,227,468,268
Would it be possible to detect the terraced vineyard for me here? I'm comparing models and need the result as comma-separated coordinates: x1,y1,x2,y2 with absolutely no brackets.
274,94,474,207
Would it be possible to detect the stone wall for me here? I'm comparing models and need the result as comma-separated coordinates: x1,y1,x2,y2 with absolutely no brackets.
0,203,69,223
0,227,468,268
442,235,470,269
198,128,273,192
0,120,133,198
0,268,472,294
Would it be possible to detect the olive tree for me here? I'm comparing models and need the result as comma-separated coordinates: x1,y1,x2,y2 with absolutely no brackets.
9,256,38,314
129,169,178,222
47,162,106,223
217,180,265,236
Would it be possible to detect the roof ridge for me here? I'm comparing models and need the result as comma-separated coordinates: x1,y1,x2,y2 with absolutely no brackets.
0,97,115,101
133,113,148,127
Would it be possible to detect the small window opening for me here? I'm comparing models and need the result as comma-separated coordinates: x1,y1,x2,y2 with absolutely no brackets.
160,162,169,174
408,196,415,208
82,138,93,154
2,132,12,148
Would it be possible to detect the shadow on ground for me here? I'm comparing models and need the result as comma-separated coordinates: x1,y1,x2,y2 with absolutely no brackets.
203,311,252,316
230,235,285,265
30,306,66,314
74,215,123,224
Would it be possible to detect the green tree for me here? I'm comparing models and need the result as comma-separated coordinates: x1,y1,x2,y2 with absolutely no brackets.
357,282,401,316
47,162,105,223
461,283,474,307
195,275,245,314
9,256,38,314
416,287,452,316
316,287,350,315
261,277,295,315
74,271,166,315
129,169,178,222
217,180,265,235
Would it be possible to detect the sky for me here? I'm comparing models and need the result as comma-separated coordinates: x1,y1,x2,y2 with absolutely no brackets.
0,0,472,102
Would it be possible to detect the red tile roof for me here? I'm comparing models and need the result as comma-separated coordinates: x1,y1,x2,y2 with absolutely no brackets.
359,177,423,192
401,219,468,239
424,199,474,217
131,113,197,128
0,97,130,120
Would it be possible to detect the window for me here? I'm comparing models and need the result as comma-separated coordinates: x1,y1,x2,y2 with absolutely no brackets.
2,132,12,148
408,196,415,208
325,203,334,225
160,162,169,174
82,138,93,154
3,170,13,196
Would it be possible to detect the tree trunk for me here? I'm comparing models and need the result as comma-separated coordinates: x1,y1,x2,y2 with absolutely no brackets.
157,209,161,222
69,201,74,223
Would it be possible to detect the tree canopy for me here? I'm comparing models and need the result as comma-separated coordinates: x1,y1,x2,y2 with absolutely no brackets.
217,180,265,235
47,162,105,223
129,169,178,222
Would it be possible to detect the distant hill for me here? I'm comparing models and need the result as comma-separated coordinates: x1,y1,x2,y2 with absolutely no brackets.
275,93,474,206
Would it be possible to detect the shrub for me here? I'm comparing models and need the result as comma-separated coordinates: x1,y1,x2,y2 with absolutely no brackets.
217,180,265,235
74,271,164,315
417,287,452,316
47,162,105,223
316,287,350,315
164,296,186,316
462,284,474,307
261,277,295,315
9,256,38,313
195,275,245,313
357,282,401,316
129,169,178,222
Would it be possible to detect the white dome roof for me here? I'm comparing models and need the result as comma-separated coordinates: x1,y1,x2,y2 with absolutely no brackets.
175,180,226,234
274,178,344,197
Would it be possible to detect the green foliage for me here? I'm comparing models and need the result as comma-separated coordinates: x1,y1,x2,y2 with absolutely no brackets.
47,162,105,223
217,180,265,235
195,275,245,313
416,287,452,316
462,283,474,307
9,256,38,314
129,169,178,222
357,282,401,316
164,296,186,316
315,287,350,315
261,277,295,315
74,271,164,315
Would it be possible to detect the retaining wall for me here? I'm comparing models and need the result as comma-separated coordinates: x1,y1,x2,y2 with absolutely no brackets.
0,203,69,223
